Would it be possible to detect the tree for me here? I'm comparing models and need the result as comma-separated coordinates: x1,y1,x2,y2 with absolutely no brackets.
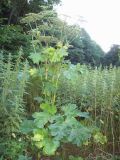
0,0,61,24
67,28,104,65
0,0,61,57
102,44,120,66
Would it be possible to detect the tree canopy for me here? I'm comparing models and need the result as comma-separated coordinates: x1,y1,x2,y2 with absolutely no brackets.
102,44,120,66
0,0,61,24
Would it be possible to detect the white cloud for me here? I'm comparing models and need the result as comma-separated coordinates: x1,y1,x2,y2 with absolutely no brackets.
55,0,120,52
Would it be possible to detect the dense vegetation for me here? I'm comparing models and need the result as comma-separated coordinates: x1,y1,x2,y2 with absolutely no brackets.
0,0,120,160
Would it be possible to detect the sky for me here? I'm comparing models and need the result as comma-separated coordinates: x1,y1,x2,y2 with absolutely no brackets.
55,0,120,52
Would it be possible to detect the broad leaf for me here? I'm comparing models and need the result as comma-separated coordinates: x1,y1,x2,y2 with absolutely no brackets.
40,103,57,115
20,120,35,134
42,138,60,155
33,112,51,128
62,104,78,117
33,129,49,149
49,123,66,140
29,53,45,64
68,126,92,146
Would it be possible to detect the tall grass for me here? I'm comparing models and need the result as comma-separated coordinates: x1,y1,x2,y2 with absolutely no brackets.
58,64,120,157
0,53,28,159
24,63,120,158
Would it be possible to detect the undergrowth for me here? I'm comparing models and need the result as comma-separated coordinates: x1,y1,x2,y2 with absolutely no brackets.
57,64,120,157
0,53,28,159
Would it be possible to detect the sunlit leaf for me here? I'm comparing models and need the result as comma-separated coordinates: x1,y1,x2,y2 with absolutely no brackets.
29,53,45,64
40,103,57,115
94,132,107,144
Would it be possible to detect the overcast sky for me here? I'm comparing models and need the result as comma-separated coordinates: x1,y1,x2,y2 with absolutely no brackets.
55,0,120,52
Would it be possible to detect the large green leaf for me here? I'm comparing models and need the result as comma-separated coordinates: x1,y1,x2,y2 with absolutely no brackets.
49,116,76,141
49,115,67,140
46,47,60,62
20,120,35,134
42,138,60,155
33,112,51,128
62,104,89,119
56,48,68,57
49,122,66,140
68,126,92,146
32,132,44,142
32,129,48,148
29,53,45,64
40,103,57,115
62,104,79,117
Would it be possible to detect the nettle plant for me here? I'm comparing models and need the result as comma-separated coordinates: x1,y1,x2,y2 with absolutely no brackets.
21,11,106,158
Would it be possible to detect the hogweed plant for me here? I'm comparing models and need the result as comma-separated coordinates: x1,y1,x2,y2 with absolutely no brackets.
20,12,107,159
21,44,104,159
21,44,107,159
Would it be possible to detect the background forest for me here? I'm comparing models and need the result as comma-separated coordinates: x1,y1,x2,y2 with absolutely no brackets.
0,0,120,160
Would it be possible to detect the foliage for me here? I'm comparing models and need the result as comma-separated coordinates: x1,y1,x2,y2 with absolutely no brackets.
20,34,105,158
0,0,61,59
0,1,120,159
57,64,120,156
20,17,116,158
20,7,65,47
24,62,120,158
67,28,104,65
0,0,105,66
21,102,99,156
102,44,120,66
22,38,109,160
0,25,31,57
0,0,61,25
0,53,28,159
